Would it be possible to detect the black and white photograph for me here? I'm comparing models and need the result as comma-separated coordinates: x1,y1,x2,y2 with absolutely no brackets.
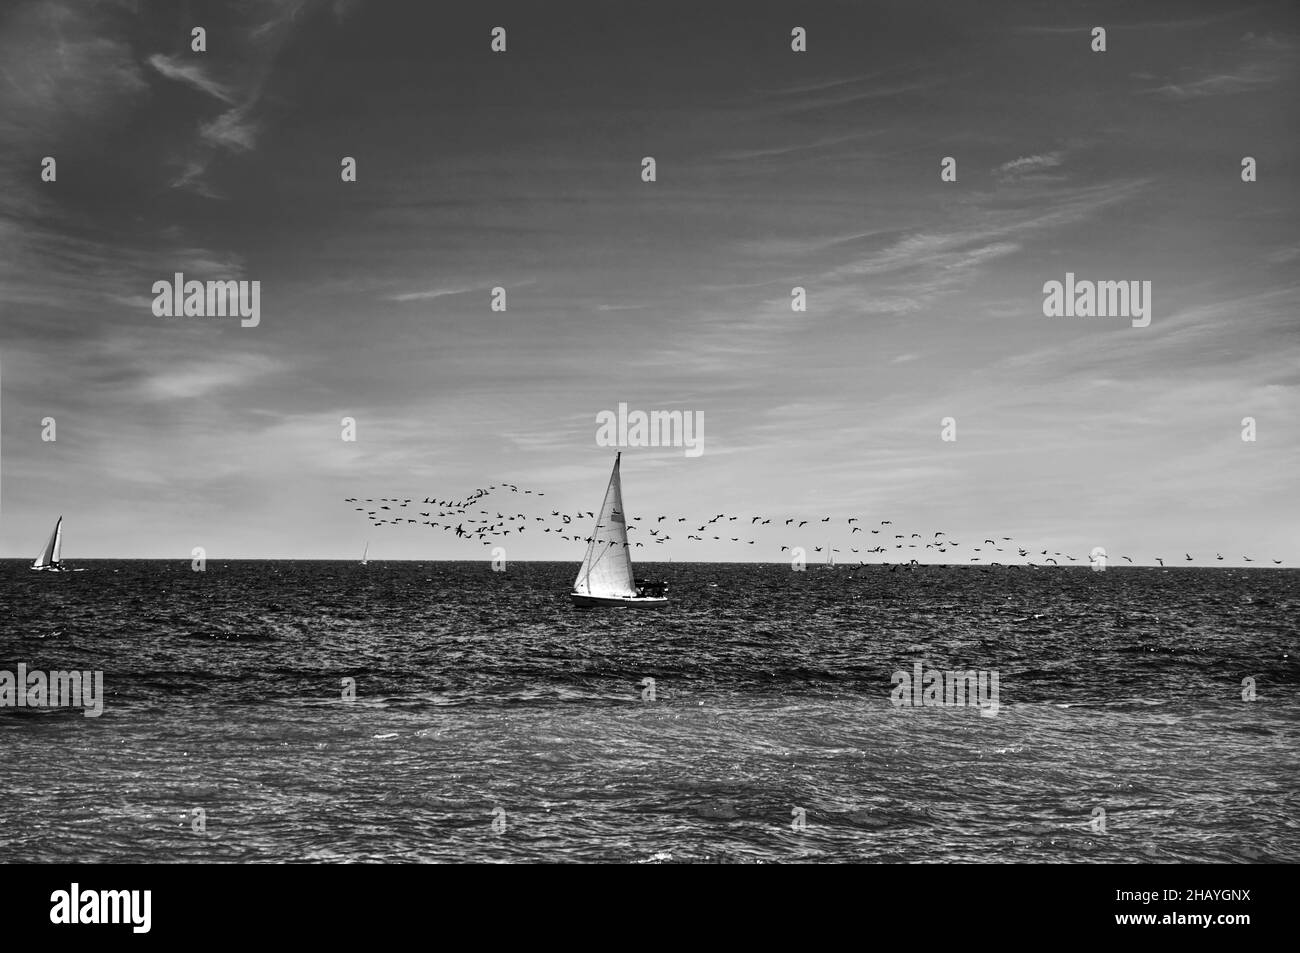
0,0,1294,925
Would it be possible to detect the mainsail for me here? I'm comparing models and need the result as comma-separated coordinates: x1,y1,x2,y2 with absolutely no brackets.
33,517,63,569
573,454,638,598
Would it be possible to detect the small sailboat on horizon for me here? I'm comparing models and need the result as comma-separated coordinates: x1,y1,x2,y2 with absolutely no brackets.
570,453,668,608
31,516,69,572
361,541,369,566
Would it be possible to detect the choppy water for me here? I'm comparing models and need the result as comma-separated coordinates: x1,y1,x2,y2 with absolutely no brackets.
1,560,1296,863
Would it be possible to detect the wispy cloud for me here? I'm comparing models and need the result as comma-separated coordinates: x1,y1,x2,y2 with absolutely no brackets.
994,152,1065,182
141,354,281,401
1016,8,1267,34
715,134,874,163
777,79,946,114
386,286,479,303
0,3,146,145
1144,31,1296,99
146,54,236,103
200,105,260,152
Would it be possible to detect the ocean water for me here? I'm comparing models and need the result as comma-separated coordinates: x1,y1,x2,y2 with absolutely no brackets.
1,560,1296,864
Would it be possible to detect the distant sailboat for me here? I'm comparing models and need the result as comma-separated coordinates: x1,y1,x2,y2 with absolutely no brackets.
824,544,836,570
361,542,369,566
31,516,68,572
570,453,668,608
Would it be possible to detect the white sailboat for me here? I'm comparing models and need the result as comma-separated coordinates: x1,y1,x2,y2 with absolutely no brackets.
31,516,68,572
570,453,668,608
361,542,369,566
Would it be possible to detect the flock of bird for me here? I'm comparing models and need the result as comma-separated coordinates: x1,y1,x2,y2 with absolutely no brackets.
347,483,1286,568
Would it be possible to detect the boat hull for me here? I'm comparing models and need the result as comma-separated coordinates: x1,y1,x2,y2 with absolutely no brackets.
30,565,69,573
570,593,668,609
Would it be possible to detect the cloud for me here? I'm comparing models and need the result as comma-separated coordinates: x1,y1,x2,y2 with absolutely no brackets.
386,286,478,302
715,136,872,163
766,72,887,96
1266,245,1300,265
168,158,226,198
1016,9,1264,34
146,54,236,103
1144,31,1295,99
0,4,146,143
778,79,945,115
1147,69,1280,99
994,152,1065,181
140,353,280,401
200,105,260,152
147,2,343,196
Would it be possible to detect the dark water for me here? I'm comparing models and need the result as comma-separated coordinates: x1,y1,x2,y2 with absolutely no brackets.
1,560,1296,863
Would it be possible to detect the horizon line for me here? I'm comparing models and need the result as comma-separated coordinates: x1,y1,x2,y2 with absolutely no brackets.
2,557,1291,569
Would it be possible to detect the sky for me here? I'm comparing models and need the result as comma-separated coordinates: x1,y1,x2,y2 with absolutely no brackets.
0,0,1297,564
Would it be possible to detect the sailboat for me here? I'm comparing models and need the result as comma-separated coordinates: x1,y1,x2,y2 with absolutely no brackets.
361,542,369,566
570,453,668,608
31,516,69,572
